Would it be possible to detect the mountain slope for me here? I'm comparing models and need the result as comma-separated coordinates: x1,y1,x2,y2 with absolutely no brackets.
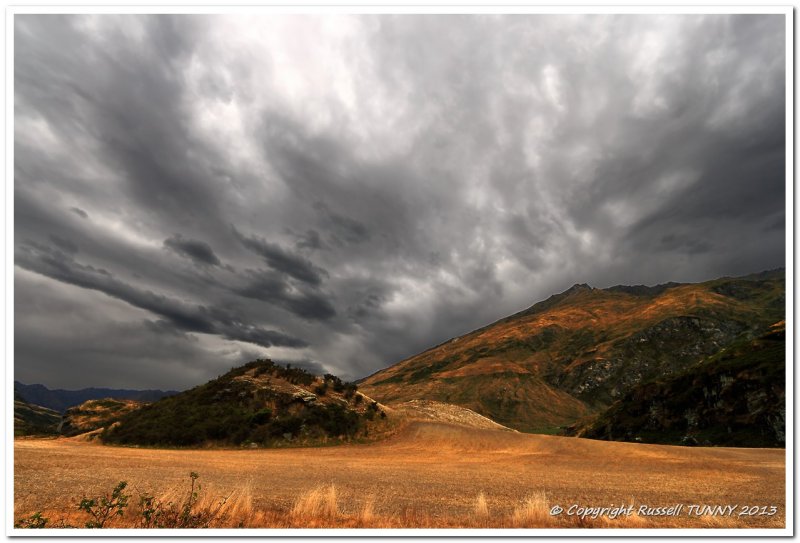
102,360,389,447
60,398,146,437
14,390,61,436
360,270,784,434
565,322,785,447
13,382,178,413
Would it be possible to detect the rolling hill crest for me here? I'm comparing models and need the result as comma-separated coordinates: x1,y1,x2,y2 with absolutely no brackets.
102,359,390,447
359,270,784,435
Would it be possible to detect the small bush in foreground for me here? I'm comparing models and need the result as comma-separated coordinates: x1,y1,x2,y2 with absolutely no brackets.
135,472,233,528
14,512,49,529
79,481,129,528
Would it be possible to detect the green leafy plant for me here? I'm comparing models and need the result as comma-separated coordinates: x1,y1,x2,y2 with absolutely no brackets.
134,472,232,528
79,481,130,528
14,512,49,529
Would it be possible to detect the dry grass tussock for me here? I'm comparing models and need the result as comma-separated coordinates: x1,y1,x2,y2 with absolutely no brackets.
16,477,751,529
510,491,551,527
474,492,489,518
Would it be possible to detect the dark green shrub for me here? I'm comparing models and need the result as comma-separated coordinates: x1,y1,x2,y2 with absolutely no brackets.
250,408,273,426
79,481,130,528
343,383,358,399
14,512,49,529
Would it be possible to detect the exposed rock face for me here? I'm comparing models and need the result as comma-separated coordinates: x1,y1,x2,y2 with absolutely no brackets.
565,325,785,447
558,317,747,405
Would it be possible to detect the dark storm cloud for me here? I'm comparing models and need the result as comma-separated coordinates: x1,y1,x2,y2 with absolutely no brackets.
314,202,372,245
16,240,307,348
15,15,235,241
294,229,325,251
48,234,78,255
14,14,785,388
234,269,337,321
15,269,268,389
233,227,328,286
164,234,222,267
69,207,88,219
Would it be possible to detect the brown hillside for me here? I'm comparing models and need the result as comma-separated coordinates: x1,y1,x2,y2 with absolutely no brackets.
360,271,784,433
60,398,144,437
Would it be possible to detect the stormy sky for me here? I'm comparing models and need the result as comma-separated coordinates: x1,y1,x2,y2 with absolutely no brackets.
14,14,785,390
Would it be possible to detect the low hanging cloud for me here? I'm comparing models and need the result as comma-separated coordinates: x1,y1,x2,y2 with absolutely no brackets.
14,14,785,389
233,227,329,286
69,207,89,219
234,269,337,321
16,240,307,349
164,234,222,267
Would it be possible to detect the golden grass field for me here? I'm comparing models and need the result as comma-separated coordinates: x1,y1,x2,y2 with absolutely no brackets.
14,415,785,529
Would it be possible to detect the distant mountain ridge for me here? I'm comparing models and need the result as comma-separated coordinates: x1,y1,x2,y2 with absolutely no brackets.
360,269,784,439
13,382,179,413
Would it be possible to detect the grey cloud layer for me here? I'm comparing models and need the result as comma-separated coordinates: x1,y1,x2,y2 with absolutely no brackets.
164,234,222,267
233,227,329,286
16,241,308,348
14,14,785,389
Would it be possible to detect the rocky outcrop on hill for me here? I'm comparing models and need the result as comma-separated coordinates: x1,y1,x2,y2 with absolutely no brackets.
565,324,785,447
556,316,748,405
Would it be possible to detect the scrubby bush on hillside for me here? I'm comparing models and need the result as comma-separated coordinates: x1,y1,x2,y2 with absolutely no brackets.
314,382,329,396
101,359,374,447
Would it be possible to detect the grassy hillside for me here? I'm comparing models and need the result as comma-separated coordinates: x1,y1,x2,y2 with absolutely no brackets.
60,398,145,437
14,391,61,436
14,382,177,413
360,270,784,435
102,360,389,447
566,322,785,447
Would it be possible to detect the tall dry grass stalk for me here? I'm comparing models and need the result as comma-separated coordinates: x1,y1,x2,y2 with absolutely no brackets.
474,492,489,518
510,491,551,528
16,481,774,529
211,484,256,527
358,495,376,526
290,485,339,523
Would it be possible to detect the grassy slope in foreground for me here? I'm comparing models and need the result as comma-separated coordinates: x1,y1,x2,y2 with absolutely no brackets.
102,360,390,448
360,270,784,435
14,419,785,528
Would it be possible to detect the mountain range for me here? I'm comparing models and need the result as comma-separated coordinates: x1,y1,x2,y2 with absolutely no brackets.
13,382,178,413
360,269,784,439
14,269,785,448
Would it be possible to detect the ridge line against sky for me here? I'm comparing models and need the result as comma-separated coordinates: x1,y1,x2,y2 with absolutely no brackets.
14,14,786,389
